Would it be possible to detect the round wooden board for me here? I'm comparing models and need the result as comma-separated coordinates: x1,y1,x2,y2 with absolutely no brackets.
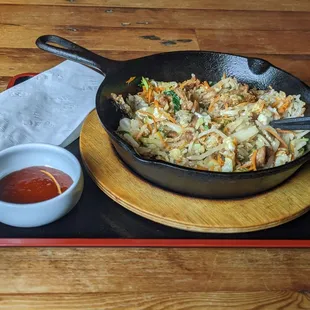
80,110,310,233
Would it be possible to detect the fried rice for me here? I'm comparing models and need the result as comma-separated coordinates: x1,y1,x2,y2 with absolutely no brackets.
111,74,309,172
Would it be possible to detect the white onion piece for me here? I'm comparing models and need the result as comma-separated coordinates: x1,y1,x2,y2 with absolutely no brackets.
198,128,227,139
118,118,131,132
295,130,310,139
166,135,182,143
265,154,275,169
187,140,195,153
231,126,259,142
124,133,140,148
257,134,271,148
271,139,280,153
162,121,183,134
187,143,224,160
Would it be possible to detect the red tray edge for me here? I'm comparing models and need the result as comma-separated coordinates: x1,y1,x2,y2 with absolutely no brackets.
3,73,310,248
7,73,37,89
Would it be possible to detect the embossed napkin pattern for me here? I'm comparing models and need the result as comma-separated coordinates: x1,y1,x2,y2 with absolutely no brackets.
0,60,104,151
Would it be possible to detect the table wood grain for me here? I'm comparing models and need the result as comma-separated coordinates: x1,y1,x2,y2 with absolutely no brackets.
0,1,310,309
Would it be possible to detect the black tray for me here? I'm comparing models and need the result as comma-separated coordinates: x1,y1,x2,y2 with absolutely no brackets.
1,73,309,247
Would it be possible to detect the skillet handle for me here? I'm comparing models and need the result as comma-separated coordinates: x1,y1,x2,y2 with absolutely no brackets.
36,35,118,75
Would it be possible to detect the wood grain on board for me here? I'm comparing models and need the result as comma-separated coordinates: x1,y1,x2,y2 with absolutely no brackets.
0,291,309,310
0,248,309,293
0,0,310,11
0,25,199,51
196,30,310,55
1,49,310,92
80,111,310,233
1,0,310,308
1,5,310,30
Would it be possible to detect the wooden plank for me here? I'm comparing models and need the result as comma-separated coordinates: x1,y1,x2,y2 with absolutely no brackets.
196,30,310,55
0,0,310,11
0,248,309,293
0,291,309,309
1,25,310,55
0,76,10,92
0,25,198,51
1,5,310,30
1,49,310,91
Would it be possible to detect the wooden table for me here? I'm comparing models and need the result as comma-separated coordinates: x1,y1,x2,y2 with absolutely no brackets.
0,1,310,308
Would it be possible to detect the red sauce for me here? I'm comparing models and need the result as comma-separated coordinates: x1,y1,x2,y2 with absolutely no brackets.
0,166,73,204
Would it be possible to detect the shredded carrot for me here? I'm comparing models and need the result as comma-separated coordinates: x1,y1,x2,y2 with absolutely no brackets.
208,101,215,112
135,131,144,140
155,86,165,93
236,101,249,107
251,150,257,171
154,100,159,109
40,170,62,195
239,162,252,169
179,80,188,90
278,99,291,114
138,111,158,132
147,123,153,133
233,137,238,146
157,132,168,148
265,127,288,148
224,102,229,110
257,101,265,113
135,125,148,140
126,76,136,84
147,89,153,103
272,100,280,108
162,111,176,123
196,165,209,171
217,153,224,166
276,129,295,135
223,127,229,135
203,81,210,88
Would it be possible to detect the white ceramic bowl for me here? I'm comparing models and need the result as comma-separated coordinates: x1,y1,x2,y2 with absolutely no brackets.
0,143,84,228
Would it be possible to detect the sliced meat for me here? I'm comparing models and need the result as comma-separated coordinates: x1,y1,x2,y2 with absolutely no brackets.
184,131,194,142
166,131,178,138
255,146,267,168
181,100,194,111
251,112,258,121
192,100,199,112
184,78,201,90
111,93,133,118
189,115,199,127
158,95,169,107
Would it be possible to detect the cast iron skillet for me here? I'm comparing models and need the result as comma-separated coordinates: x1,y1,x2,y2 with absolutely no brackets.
36,35,310,199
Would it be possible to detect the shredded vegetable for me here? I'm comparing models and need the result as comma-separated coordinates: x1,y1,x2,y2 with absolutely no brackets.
111,74,309,172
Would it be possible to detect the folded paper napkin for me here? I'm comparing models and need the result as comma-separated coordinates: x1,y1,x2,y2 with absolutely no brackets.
0,60,105,152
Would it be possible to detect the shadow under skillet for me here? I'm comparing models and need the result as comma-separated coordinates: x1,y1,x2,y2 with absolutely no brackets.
0,138,309,240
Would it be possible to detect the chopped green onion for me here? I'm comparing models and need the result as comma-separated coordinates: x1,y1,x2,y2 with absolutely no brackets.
164,90,181,112
204,125,209,130
140,77,149,90
118,130,130,135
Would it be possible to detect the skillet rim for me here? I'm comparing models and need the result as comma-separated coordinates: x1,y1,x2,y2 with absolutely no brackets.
96,50,310,179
